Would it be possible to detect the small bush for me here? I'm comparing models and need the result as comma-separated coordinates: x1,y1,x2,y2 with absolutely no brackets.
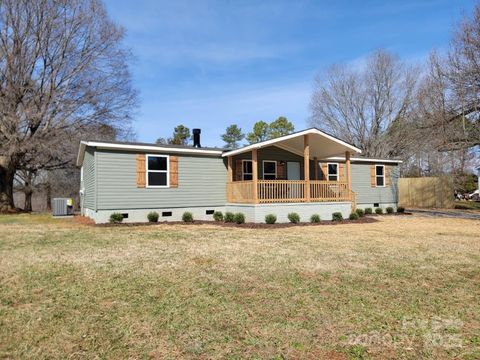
265,214,277,224
349,212,359,220
355,208,365,217
397,206,405,213
287,212,300,224
375,207,383,215
332,212,343,221
234,212,245,224
213,211,223,221
182,211,194,222
109,212,124,223
147,211,159,223
310,214,321,223
364,207,373,215
386,207,394,214
224,212,235,223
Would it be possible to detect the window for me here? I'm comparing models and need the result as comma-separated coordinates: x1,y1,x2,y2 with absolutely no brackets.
263,160,277,180
327,163,339,181
242,160,253,180
375,165,385,187
147,154,169,187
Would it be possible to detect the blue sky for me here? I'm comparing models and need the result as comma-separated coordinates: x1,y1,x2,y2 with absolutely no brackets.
104,0,476,147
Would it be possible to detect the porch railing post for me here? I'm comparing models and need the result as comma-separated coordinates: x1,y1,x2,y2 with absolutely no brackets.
252,148,259,204
227,156,233,202
304,134,310,202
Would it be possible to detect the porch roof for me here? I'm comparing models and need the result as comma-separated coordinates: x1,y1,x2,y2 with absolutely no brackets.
222,128,362,158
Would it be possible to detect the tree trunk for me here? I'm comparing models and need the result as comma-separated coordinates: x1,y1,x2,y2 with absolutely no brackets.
45,180,52,211
0,166,15,212
24,189,33,212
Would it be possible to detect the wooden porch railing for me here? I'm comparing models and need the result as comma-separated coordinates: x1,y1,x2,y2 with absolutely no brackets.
227,180,355,204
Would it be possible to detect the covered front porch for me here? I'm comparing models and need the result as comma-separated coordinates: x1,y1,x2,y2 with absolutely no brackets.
222,129,362,206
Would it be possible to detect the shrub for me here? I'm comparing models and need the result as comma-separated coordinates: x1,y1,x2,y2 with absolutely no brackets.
287,212,300,224
224,212,235,223
332,212,343,221
364,207,373,215
375,207,383,215
182,211,194,222
355,208,365,217
349,212,359,220
397,206,405,213
234,212,245,224
213,211,223,221
147,211,159,223
265,214,277,224
109,212,124,223
310,214,321,223
386,207,394,214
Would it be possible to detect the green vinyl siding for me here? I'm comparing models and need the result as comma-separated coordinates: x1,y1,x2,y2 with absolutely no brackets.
95,149,227,210
82,147,96,210
350,163,399,205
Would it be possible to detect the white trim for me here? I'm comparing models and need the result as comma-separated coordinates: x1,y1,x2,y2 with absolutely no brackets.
325,156,403,164
242,159,253,180
222,128,362,157
146,154,170,188
262,160,277,180
76,140,222,166
375,164,386,187
327,162,339,181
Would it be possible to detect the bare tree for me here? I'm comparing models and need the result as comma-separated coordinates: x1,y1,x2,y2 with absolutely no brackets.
310,49,419,157
0,0,137,211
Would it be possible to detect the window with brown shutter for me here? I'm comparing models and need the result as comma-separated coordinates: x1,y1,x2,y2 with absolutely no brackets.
136,154,146,188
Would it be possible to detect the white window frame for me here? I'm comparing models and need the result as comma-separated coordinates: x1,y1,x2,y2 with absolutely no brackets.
80,166,84,182
327,162,339,181
262,160,277,180
146,154,170,188
375,164,385,187
242,159,253,181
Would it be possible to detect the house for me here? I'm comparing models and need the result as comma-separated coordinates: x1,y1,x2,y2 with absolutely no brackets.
76,128,402,223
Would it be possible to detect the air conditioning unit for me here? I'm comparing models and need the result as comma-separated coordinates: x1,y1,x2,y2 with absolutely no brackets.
52,198,74,217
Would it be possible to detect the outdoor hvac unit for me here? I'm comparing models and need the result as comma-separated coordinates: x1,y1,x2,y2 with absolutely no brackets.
52,198,73,217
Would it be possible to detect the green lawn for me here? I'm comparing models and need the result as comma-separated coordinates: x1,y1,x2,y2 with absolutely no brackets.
0,214,479,359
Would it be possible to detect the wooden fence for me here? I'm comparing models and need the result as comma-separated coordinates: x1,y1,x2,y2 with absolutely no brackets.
399,177,454,209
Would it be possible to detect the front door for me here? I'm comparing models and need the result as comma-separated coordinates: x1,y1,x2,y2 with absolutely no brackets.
287,162,301,180
287,162,302,199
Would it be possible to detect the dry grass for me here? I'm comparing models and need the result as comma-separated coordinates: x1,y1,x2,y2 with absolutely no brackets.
0,214,479,359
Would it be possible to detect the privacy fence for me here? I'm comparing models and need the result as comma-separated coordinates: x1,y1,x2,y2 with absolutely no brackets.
398,177,454,209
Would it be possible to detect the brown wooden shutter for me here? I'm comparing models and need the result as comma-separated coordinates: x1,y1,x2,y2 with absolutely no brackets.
136,154,146,188
169,156,178,188
277,161,285,180
235,160,242,180
339,163,345,181
321,163,328,180
370,164,376,187
385,165,390,187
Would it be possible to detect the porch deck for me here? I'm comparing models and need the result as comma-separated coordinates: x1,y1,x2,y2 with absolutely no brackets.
227,180,356,205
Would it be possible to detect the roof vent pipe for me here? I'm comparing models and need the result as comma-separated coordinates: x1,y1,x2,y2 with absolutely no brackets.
193,128,201,148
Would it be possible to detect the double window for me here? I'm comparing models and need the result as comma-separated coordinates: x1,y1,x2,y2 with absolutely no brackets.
263,160,277,180
242,160,253,180
375,165,385,187
327,163,339,181
147,154,169,187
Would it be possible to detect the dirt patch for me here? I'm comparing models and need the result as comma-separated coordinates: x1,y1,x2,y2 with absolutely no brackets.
73,215,96,226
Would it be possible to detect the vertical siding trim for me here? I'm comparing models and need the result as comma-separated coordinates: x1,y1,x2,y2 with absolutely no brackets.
94,150,98,211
